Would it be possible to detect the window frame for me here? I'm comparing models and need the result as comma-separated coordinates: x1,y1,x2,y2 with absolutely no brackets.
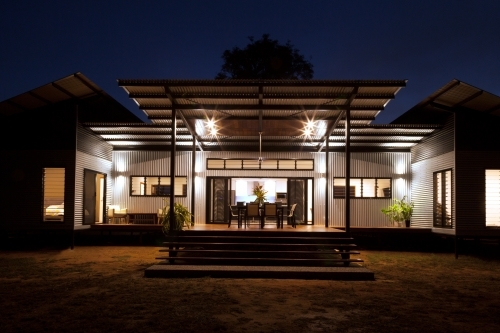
333,177,392,198
433,169,453,228
485,169,500,227
42,167,66,222
130,175,188,197
207,158,314,171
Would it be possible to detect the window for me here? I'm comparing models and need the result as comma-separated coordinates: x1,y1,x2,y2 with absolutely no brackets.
130,176,187,197
333,178,392,198
433,169,452,228
486,170,500,227
43,168,65,222
207,158,314,170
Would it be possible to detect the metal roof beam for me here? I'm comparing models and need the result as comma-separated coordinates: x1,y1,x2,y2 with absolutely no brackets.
317,110,345,152
128,93,395,100
177,109,204,151
51,82,77,98
103,138,193,142
28,91,51,105
453,90,483,107
141,105,383,111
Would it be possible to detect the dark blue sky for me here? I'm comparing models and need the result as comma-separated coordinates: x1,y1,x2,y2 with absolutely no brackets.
2,0,499,123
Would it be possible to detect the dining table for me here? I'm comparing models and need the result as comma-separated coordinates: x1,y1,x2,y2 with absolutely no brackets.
233,204,285,228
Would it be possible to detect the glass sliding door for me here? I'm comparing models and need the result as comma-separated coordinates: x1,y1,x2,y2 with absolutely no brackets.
207,177,231,224
288,178,313,225
433,169,452,228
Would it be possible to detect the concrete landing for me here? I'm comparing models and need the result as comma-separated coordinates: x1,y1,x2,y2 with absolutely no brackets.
144,264,374,280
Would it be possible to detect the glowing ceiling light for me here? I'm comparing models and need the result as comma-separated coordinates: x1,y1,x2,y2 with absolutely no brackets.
210,128,217,136
206,119,215,128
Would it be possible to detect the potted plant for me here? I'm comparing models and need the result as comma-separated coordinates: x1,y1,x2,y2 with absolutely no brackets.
252,184,268,206
160,200,193,234
381,196,414,227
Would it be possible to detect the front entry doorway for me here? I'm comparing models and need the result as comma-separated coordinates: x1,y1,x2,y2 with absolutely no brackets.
206,177,313,225
83,169,106,225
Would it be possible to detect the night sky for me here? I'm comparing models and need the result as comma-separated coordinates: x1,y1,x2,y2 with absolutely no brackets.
2,0,499,123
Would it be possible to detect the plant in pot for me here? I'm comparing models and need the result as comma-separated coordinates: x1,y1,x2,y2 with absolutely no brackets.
252,184,268,206
160,200,193,235
381,196,414,227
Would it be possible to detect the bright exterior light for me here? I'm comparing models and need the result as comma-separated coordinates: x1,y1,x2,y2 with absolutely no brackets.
303,120,315,136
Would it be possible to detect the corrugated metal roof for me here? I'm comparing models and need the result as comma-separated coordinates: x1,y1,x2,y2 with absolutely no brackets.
84,79,442,152
0,72,142,123
392,79,500,124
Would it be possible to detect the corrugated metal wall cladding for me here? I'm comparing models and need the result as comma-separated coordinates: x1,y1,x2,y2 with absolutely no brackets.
411,152,455,229
331,152,411,178
410,115,455,230
77,125,113,161
328,152,411,227
455,151,500,235
75,151,112,227
111,151,192,220
412,116,454,163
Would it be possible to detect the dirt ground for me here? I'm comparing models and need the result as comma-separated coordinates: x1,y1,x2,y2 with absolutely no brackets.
1,244,500,333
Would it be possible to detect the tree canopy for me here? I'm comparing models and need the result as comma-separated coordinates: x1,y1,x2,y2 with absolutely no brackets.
215,34,314,80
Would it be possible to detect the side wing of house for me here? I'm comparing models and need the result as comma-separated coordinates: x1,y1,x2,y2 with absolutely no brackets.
0,100,78,232
454,111,500,237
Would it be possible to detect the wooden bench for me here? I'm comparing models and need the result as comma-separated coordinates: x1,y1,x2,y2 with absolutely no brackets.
128,213,159,225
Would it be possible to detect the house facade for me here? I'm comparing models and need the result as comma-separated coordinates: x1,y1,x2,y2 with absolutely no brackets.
1,73,500,240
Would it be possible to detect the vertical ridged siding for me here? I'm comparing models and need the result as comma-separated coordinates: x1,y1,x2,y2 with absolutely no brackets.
76,125,112,161
111,151,192,219
411,116,455,231
329,152,412,227
75,151,112,226
412,115,454,163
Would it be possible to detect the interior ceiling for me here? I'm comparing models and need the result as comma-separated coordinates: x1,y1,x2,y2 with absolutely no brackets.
85,79,443,152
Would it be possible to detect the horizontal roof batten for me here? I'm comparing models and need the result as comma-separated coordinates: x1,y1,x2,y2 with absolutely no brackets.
140,104,384,111
146,115,376,121
128,93,396,100
104,138,193,142
118,79,407,87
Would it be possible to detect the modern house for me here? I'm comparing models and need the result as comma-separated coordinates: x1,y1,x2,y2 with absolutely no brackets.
2,72,500,246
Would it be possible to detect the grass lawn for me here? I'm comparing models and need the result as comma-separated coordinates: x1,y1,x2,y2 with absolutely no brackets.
1,244,499,333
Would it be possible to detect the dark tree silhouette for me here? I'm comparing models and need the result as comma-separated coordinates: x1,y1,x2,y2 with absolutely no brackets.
215,34,314,80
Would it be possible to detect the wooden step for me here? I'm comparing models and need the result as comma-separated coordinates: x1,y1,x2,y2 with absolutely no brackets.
159,249,360,255
156,256,364,266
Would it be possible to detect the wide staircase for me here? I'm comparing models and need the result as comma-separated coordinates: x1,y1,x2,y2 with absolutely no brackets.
145,230,374,280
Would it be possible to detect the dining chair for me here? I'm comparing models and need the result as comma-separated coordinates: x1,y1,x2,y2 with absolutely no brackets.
228,204,239,227
286,203,297,228
262,203,280,228
245,203,261,227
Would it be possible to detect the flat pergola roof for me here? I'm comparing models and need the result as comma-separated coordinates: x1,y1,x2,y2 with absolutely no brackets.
84,79,441,152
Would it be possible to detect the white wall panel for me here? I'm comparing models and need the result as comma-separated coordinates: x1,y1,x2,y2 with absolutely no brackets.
111,151,192,218
329,152,412,227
